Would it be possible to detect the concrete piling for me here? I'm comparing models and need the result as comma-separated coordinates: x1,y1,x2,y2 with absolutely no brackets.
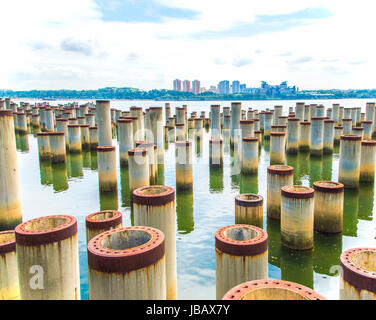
286,118,299,154
310,117,324,156
49,132,66,164
263,111,273,140
96,100,112,146
340,247,376,300
118,118,133,167
67,124,82,153
0,111,22,230
37,132,51,161
361,120,373,140
280,185,315,250
15,215,80,299
215,224,268,299
313,181,344,233
241,137,258,173
267,165,294,219
211,105,221,139
97,146,118,192
295,102,305,121
323,119,335,154
360,140,376,182
85,210,122,243
0,230,20,300
230,102,241,146
342,118,352,135
299,121,311,151
133,185,177,300
88,226,166,300
270,132,286,165
89,126,98,150
175,141,193,190
128,148,149,194
339,135,362,188
235,194,263,227
209,138,224,168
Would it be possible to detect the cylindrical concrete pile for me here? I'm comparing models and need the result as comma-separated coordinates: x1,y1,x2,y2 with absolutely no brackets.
0,231,20,300
235,194,263,227
97,146,118,192
15,215,80,299
299,121,311,151
175,141,193,190
270,132,286,165
67,124,82,153
338,135,362,188
0,111,22,231
215,224,268,299
88,226,166,300
230,102,241,146
209,138,223,168
323,119,335,154
340,247,376,300
360,140,376,182
280,185,314,250
267,165,294,220
85,210,122,243
313,181,344,233
96,100,112,146
133,185,177,300
241,137,258,174
286,118,299,154
128,148,149,194
310,117,324,156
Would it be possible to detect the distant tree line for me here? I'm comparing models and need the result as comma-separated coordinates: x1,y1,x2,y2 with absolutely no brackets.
2,87,376,100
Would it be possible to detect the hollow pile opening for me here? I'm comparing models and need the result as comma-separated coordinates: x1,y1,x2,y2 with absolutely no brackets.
352,251,376,273
241,287,308,300
224,226,258,241
24,217,67,231
101,230,152,250
0,232,15,244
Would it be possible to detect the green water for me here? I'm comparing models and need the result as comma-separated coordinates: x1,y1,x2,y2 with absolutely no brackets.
12,123,376,300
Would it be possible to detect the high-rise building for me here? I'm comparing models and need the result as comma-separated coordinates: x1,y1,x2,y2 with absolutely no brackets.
183,80,191,92
232,81,240,94
173,79,182,91
240,84,246,93
218,80,230,95
192,80,201,95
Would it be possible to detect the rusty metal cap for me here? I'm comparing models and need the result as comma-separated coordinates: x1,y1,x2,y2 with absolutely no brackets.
175,140,192,146
87,226,165,273
15,215,77,246
267,165,294,175
86,210,122,230
313,181,344,193
235,194,263,207
0,110,13,117
242,137,259,142
215,224,268,257
97,146,116,152
128,148,147,156
340,135,362,141
133,185,175,206
0,231,16,256
340,248,376,294
209,138,223,144
281,185,314,199
270,132,285,136
222,279,325,300
361,140,376,146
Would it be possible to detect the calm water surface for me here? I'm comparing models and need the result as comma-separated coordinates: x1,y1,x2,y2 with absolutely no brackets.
13,99,376,300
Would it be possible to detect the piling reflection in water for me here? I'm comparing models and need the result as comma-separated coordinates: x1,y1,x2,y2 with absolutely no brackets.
309,156,323,187
313,232,342,276
239,172,258,194
343,188,359,237
358,183,374,221
267,217,281,268
286,154,300,185
15,133,29,153
90,151,98,170
157,164,165,185
82,151,91,169
39,160,52,186
195,136,202,157
322,154,333,181
69,152,83,178
120,167,131,208
51,163,69,192
209,166,223,193
280,246,314,289
99,190,118,211
176,189,194,235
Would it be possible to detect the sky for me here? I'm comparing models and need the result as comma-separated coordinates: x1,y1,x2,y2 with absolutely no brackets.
0,0,375,91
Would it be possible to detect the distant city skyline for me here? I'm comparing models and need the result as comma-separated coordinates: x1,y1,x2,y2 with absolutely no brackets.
1,2,375,91
172,79,297,95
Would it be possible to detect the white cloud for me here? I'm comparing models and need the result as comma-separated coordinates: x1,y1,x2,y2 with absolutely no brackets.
1,0,376,90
